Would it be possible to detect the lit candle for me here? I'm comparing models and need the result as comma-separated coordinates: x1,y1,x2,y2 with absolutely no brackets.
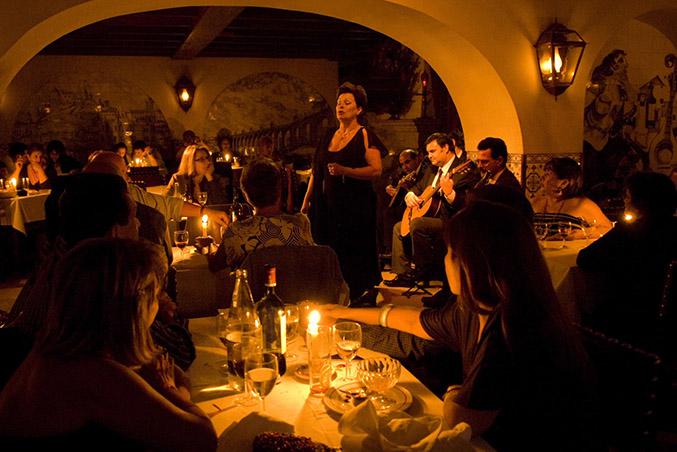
201,214,208,237
623,213,635,222
307,310,320,336
225,152,232,163
134,158,141,167
10,178,17,190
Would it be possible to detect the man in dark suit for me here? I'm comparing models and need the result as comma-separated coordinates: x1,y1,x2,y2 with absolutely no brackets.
385,132,479,287
474,137,521,190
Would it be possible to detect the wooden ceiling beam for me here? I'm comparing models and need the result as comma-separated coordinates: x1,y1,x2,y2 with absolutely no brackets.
173,7,243,60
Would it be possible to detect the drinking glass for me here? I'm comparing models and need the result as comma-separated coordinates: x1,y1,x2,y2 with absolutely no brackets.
534,222,548,241
220,324,261,406
558,222,573,247
173,230,189,253
333,322,362,382
197,191,208,208
245,352,279,412
357,357,402,413
284,304,300,359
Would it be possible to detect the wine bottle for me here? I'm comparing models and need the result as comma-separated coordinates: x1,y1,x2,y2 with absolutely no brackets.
224,269,261,381
255,265,287,376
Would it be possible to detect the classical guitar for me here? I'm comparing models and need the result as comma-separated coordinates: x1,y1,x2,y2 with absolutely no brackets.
388,169,419,209
400,160,474,236
649,53,676,169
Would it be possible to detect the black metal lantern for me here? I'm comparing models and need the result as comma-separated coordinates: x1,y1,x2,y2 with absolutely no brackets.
535,22,586,97
175,76,195,112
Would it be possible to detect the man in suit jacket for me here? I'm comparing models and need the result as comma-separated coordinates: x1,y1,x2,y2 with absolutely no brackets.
385,132,479,287
474,137,521,190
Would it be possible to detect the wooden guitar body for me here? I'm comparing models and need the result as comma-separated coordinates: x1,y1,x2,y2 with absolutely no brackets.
400,186,441,236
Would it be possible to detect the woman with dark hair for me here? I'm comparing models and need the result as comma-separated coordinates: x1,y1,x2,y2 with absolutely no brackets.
531,157,611,234
0,238,216,450
301,82,387,302
318,202,597,449
47,140,81,175
164,145,230,205
578,171,677,351
13,143,53,189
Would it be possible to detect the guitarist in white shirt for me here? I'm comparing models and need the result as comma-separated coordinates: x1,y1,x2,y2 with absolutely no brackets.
385,132,479,288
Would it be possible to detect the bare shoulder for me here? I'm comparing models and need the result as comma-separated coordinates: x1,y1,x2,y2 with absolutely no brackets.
530,195,546,211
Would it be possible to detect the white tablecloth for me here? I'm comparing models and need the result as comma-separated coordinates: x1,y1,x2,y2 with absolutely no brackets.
186,317,492,451
0,190,50,234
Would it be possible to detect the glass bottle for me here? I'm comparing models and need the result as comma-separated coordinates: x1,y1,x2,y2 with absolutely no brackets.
222,269,261,384
255,265,287,376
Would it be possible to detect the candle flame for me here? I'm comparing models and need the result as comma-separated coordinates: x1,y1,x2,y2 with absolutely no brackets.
180,89,190,102
201,214,209,224
309,310,320,325
623,213,635,222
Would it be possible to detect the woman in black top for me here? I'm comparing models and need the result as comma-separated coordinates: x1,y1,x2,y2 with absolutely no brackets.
165,146,231,206
301,82,386,300
319,202,597,450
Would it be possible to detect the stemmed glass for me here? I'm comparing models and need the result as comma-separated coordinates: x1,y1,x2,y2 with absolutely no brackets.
534,222,548,241
284,304,299,359
558,221,573,247
173,230,189,254
357,357,402,413
245,352,279,412
219,326,261,407
333,322,362,382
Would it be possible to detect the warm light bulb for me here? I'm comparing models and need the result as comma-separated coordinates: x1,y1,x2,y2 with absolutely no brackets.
180,89,190,102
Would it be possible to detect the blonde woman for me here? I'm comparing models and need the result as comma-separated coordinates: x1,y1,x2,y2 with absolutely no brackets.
165,145,230,205
0,239,216,451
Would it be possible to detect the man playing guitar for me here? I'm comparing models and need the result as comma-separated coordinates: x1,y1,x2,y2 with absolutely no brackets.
385,149,435,209
385,132,479,288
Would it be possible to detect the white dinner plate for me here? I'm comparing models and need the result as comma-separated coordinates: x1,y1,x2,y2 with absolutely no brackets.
323,382,412,415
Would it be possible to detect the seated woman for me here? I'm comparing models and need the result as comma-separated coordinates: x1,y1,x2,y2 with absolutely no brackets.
577,171,676,351
0,238,216,451
11,143,53,189
164,145,231,206
46,140,81,176
531,157,611,236
319,202,597,449
208,158,314,273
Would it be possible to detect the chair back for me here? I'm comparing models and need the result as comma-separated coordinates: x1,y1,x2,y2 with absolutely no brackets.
577,324,661,450
240,245,349,306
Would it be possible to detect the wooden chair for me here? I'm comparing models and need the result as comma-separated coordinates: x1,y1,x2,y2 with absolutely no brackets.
240,245,350,306
577,324,661,451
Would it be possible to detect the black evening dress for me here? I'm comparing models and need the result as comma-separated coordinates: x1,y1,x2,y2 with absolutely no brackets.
310,126,386,300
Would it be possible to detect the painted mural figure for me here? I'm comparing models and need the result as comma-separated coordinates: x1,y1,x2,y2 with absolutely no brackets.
583,50,645,218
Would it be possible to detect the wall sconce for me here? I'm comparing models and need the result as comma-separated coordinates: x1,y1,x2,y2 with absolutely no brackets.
175,76,195,112
535,22,586,97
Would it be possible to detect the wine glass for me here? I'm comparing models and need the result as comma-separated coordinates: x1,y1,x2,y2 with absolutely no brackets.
220,322,261,406
197,191,208,208
357,357,402,413
173,230,189,254
245,352,279,412
284,304,299,359
534,222,548,241
558,221,573,247
333,322,362,382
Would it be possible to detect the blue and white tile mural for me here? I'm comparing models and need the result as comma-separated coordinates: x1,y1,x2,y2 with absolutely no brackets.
11,75,173,160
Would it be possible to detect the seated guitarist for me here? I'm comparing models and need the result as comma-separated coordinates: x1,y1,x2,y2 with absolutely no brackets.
385,149,435,208
385,132,480,288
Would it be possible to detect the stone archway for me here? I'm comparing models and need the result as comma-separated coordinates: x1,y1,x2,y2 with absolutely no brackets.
0,0,524,156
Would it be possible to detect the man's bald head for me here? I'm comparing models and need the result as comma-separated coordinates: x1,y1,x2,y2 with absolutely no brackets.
84,151,127,179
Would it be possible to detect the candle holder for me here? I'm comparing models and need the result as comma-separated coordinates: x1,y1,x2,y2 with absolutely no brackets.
307,324,332,395
195,236,214,255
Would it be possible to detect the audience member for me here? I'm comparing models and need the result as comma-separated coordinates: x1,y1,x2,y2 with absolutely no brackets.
6,142,27,176
208,158,314,273
319,202,597,449
577,171,677,352
114,142,130,167
165,145,231,205
474,137,521,190
131,140,165,174
12,143,53,189
175,130,197,164
0,238,216,451
531,157,611,235
46,140,81,175
255,135,276,160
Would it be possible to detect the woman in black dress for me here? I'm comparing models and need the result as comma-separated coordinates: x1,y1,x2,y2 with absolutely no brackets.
302,82,386,301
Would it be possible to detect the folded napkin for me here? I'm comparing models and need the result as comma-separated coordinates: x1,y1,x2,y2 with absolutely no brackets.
339,400,474,452
217,411,294,452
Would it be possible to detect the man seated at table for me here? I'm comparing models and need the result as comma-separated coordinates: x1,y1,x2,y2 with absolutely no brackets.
577,171,676,353
208,158,314,273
